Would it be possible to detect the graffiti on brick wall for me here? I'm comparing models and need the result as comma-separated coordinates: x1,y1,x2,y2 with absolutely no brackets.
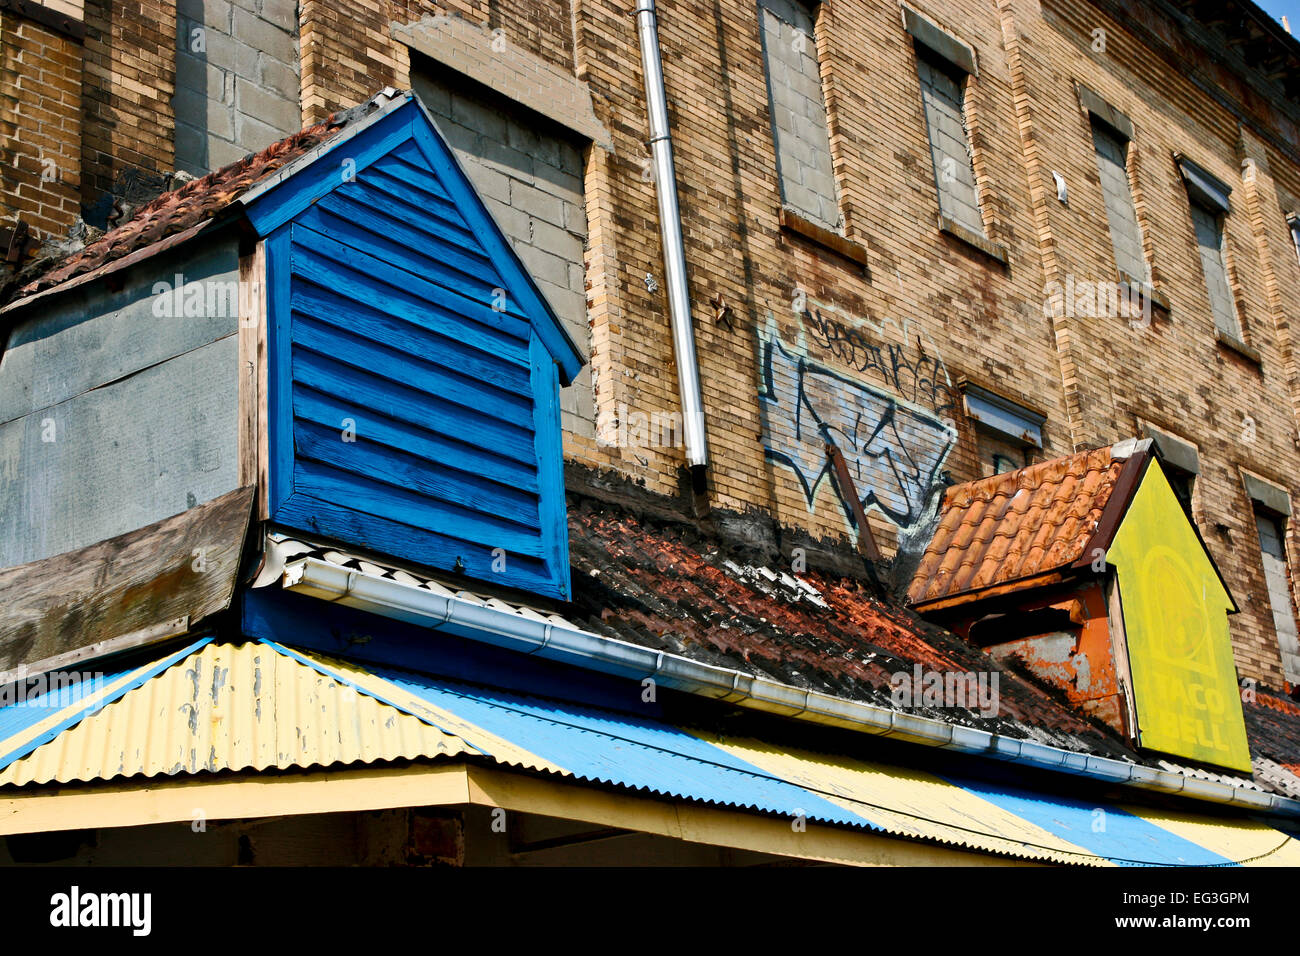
801,308,954,415
757,308,957,531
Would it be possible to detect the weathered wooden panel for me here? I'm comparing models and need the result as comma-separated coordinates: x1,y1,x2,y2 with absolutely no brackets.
0,336,241,567
0,486,254,675
0,241,240,425
238,241,267,514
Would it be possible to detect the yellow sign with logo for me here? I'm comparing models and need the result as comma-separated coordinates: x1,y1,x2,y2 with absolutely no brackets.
1106,462,1252,772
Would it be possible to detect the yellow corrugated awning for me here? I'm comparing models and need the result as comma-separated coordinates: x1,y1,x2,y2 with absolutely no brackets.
0,638,1293,867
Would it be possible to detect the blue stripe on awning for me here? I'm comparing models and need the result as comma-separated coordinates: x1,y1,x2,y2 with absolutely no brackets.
941,774,1236,866
273,644,869,828
2,634,1282,867
283,643,1289,866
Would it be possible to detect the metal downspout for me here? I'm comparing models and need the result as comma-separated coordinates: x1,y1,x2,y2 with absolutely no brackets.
634,0,710,469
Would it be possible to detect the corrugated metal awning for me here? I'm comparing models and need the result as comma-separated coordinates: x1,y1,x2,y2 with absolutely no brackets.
0,638,1295,867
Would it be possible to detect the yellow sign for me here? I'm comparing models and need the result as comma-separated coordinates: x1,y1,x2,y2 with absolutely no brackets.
1106,462,1252,772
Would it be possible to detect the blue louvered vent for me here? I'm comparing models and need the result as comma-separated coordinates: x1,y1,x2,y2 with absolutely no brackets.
252,98,579,600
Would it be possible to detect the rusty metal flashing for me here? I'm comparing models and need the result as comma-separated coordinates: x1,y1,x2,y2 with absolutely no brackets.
910,571,1073,614
958,380,1047,448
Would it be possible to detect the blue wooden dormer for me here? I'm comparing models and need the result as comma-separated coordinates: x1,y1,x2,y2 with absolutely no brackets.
241,94,584,601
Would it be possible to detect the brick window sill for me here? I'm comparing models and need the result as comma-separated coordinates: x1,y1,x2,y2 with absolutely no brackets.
938,215,1008,267
1117,270,1171,316
779,208,869,267
1216,329,1262,366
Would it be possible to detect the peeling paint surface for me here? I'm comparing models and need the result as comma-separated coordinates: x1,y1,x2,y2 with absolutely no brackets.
0,642,469,786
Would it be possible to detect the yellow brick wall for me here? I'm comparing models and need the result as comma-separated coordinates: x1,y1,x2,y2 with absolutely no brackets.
1005,0,1300,686
297,1,576,125
79,0,176,210
280,0,1300,687
0,13,82,240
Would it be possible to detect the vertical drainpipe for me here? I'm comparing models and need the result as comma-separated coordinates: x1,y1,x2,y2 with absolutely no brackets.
635,0,710,472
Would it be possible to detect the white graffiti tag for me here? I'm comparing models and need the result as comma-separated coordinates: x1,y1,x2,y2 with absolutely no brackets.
758,320,956,530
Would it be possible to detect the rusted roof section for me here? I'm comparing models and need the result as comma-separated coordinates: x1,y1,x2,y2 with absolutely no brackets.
908,445,1133,607
559,484,1136,760
255,471,1300,795
7,115,348,303
1244,687,1300,790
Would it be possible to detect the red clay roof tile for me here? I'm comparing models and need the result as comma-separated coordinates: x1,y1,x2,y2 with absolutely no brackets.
9,116,350,303
908,446,1127,606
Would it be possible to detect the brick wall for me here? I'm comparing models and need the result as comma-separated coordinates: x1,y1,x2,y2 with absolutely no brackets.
80,0,176,221
6,0,1299,686
0,10,82,241
298,1,576,126
1001,0,1300,686
173,0,301,174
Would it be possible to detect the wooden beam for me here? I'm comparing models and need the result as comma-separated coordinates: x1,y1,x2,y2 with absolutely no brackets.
0,617,188,687
825,443,882,562
0,486,255,672
463,766,1035,867
0,761,1037,866
238,242,269,520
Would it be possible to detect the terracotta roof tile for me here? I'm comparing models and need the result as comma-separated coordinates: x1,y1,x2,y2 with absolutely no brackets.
1244,687,1300,771
908,446,1128,605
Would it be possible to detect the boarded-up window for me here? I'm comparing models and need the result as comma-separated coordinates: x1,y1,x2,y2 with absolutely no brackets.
1189,202,1240,338
759,0,841,231
412,66,594,441
916,54,982,235
1091,121,1147,281
1255,509,1300,685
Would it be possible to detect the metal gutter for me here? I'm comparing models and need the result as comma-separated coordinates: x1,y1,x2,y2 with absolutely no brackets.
634,0,709,468
281,556,1300,819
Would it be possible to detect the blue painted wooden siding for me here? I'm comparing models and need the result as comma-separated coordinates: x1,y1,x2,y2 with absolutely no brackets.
265,133,571,600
